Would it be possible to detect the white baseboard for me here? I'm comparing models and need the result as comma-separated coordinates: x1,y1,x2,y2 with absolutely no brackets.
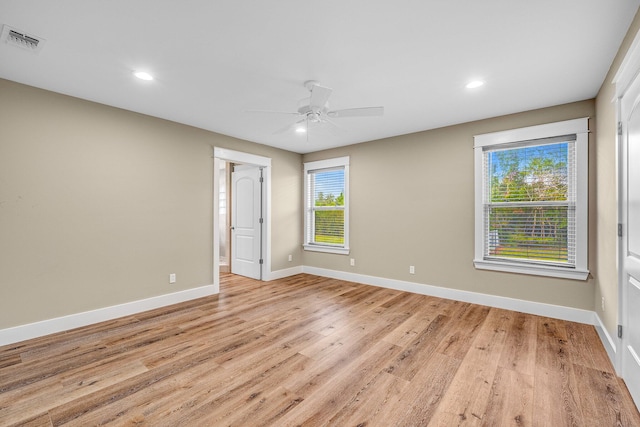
0,284,217,347
265,265,304,281
594,312,618,366
302,266,595,325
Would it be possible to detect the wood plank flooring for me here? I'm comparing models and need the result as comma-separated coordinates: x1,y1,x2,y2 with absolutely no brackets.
1,273,638,426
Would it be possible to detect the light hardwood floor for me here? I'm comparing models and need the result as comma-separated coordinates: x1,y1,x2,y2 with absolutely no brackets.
1,273,639,426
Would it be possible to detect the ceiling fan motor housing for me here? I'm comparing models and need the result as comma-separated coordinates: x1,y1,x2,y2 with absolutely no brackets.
297,99,327,118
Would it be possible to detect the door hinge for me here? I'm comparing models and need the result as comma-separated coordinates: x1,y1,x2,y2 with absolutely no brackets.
618,223,623,237
618,121,623,136
259,218,264,224
259,259,264,265
618,325,623,338
259,177,264,183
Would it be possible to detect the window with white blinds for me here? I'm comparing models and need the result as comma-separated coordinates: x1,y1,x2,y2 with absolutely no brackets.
474,118,589,280
484,137,575,265
304,157,349,254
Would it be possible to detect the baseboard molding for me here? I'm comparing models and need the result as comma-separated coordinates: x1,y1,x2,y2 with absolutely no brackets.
594,312,618,366
0,284,217,347
302,266,595,325
265,265,304,281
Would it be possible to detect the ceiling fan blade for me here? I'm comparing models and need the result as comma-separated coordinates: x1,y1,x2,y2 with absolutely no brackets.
321,117,344,136
245,109,300,115
309,84,332,109
327,106,384,118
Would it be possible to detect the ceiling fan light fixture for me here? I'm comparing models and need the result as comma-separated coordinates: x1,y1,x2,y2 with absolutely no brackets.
295,125,307,134
465,80,484,89
134,71,154,81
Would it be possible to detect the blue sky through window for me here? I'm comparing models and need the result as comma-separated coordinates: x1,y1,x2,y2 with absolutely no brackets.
489,142,568,180
313,169,344,200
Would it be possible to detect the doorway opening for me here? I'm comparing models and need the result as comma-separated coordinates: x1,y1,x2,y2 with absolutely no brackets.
213,148,271,291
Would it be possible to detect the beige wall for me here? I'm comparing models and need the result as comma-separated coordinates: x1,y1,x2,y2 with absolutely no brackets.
594,10,640,338
303,101,596,310
0,78,302,329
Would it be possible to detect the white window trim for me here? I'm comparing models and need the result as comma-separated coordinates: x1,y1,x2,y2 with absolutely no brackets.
473,118,589,280
304,156,350,255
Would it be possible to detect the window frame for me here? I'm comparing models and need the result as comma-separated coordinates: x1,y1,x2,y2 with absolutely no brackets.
473,118,589,280
303,156,350,255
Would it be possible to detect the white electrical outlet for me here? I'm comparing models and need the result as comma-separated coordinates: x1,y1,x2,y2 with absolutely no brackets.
350,258,355,266
601,297,605,311
409,265,415,274
288,254,292,262
169,273,176,284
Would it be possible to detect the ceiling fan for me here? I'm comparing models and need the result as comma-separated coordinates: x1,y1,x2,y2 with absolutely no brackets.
249,80,384,136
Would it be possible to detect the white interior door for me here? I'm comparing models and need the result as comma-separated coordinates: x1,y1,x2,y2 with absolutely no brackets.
620,70,640,408
231,165,262,280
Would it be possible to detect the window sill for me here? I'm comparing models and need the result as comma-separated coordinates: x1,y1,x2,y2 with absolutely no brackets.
473,259,589,281
303,244,350,255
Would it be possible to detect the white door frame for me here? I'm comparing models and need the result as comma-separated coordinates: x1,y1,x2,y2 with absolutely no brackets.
615,29,640,373
213,147,271,292
614,27,640,404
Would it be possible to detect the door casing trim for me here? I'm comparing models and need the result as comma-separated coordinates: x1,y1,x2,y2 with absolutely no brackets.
213,147,271,291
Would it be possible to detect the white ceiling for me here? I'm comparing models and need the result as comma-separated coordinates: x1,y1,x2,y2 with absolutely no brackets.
1,1,638,154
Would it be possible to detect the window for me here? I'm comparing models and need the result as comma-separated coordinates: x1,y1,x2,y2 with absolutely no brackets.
304,156,349,254
474,118,589,280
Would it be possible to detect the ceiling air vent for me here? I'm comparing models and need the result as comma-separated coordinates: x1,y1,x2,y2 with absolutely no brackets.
1,24,45,53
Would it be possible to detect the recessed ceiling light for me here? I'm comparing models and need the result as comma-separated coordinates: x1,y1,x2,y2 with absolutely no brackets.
466,80,484,89
295,126,307,134
134,71,154,81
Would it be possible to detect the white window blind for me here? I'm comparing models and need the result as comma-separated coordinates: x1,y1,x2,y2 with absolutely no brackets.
483,136,576,266
304,157,349,254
